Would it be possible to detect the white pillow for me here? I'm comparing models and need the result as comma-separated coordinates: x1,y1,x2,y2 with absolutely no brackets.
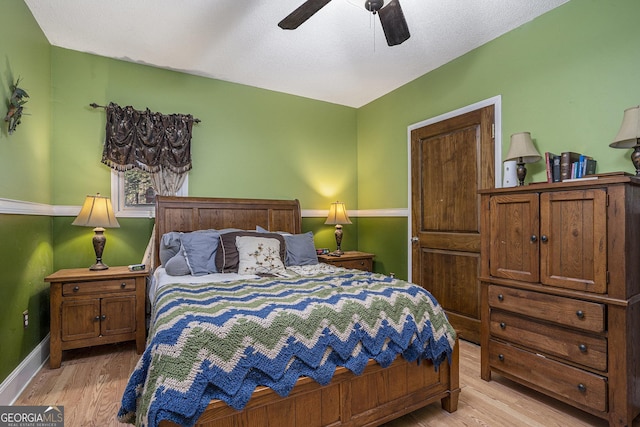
236,236,286,275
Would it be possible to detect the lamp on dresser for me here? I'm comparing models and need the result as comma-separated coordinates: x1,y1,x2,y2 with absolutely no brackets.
72,193,120,270
504,132,541,186
324,201,352,256
610,105,640,176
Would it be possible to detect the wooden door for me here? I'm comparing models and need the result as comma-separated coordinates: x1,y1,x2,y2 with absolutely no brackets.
540,189,607,293
411,106,494,343
489,193,540,283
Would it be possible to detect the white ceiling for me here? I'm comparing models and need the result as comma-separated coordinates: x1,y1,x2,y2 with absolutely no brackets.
24,0,568,108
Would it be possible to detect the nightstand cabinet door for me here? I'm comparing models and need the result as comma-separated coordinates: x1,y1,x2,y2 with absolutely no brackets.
61,299,101,341
101,296,137,336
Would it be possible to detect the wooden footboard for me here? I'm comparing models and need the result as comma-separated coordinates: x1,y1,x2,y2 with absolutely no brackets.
159,338,459,427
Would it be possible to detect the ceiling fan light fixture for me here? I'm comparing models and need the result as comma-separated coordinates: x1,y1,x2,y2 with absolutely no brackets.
364,0,386,13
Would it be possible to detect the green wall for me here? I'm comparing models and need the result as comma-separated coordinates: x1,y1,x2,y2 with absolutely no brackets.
50,48,358,208
357,0,640,277
0,1,53,384
49,48,359,270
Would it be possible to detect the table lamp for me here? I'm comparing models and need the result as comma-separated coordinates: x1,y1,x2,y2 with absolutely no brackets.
610,106,640,176
72,193,120,270
504,132,541,186
324,201,352,256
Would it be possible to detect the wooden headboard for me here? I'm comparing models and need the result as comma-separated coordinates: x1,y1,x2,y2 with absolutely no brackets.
154,196,302,267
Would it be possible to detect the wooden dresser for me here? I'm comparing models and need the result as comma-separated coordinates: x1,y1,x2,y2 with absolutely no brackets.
479,175,640,426
46,266,147,368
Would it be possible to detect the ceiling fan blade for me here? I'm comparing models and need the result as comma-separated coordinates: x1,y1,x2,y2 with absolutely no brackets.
378,0,410,46
278,0,333,30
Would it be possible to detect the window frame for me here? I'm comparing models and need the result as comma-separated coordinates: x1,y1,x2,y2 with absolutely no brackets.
111,169,188,217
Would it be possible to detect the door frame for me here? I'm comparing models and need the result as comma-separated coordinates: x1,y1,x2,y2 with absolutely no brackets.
406,95,502,281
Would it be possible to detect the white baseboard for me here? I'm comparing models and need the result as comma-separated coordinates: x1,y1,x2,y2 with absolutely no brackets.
0,334,50,405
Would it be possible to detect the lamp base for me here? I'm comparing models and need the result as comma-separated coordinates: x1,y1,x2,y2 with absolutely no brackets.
89,261,109,271
334,224,344,255
89,227,109,271
631,146,640,176
516,160,527,186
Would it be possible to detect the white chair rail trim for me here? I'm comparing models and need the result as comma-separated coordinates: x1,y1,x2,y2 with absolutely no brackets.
0,198,409,218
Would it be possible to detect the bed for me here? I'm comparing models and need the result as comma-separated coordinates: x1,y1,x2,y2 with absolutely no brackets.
119,195,460,427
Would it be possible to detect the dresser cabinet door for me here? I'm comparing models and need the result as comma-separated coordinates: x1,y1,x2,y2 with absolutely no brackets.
539,189,607,293
489,193,539,282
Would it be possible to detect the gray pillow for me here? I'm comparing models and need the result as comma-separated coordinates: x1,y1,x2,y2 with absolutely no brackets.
180,230,220,276
159,232,182,265
283,231,318,266
164,251,191,276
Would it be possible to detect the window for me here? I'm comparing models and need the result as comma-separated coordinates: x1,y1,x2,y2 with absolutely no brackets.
111,169,188,217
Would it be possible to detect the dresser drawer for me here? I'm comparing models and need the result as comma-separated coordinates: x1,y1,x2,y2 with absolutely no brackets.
63,278,136,296
489,339,607,412
487,285,605,333
490,311,607,371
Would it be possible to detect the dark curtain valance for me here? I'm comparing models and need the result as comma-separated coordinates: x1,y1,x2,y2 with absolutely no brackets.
101,102,194,174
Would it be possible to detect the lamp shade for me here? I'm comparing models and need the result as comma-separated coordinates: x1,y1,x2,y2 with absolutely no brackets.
504,132,541,163
72,194,120,229
324,201,352,225
610,106,640,149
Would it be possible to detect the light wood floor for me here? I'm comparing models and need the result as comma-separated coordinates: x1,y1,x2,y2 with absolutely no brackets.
14,340,638,426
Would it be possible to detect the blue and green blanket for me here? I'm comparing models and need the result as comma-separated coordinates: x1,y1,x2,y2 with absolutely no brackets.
118,269,456,427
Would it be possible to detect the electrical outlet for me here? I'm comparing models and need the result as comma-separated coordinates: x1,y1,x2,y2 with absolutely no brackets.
23,310,28,329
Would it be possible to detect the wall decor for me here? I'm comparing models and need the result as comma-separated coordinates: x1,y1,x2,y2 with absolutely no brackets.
4,78,29,134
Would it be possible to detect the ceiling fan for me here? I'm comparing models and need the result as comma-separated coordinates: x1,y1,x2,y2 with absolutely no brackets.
278,0,410,46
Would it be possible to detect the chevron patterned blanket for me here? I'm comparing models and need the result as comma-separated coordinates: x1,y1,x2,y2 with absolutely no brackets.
118,269,456,427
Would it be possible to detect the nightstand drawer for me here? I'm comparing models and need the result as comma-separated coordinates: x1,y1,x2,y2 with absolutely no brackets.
488,285,605,333
490,311,607,371
333,258,373,271
318,251,374,272
62,278,136,296
489,339,607,412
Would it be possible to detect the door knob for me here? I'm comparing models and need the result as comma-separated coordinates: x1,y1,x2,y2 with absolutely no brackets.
411,236,419,243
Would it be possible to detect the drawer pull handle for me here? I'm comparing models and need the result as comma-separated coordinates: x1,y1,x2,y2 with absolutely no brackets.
498,354,504,362
73,286,80,292
121,282,127,288
497,294,504,302
499,322,506,329
576,310,585,319
530,235,537,243
540,235,548,243
577,383,587,393
579,344,587,353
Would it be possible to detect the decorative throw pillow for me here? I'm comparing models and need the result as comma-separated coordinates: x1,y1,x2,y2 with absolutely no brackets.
164,251,191,276
236,236,286,275
283,231,318,266
180,230,220,276
159,232,182,265
216,231,286,273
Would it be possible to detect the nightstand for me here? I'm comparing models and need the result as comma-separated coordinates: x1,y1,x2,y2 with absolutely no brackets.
45,266,147,369
318,251,374,272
